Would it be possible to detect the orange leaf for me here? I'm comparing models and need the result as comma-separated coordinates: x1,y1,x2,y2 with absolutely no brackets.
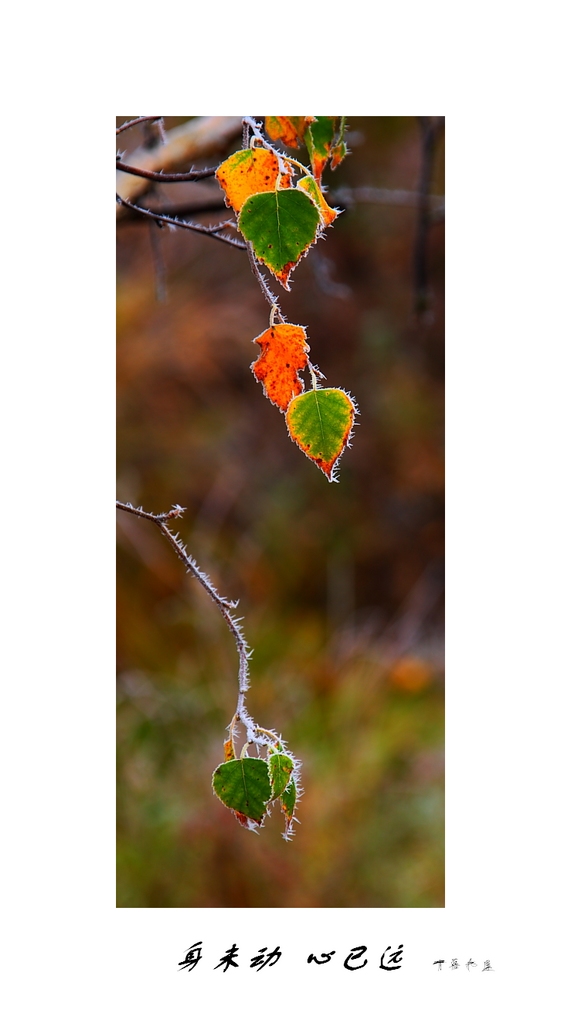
251,324,309,412
223,737,236,761
216,147,292,213
265,116,315,149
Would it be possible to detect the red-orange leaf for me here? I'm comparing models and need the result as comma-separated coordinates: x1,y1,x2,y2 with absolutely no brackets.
251,323,309,412
265,116,315,149
216,147,292,213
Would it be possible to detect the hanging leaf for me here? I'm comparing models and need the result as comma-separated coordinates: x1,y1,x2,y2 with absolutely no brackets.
286,388,356,481
280,778,298,837
212,757,272,825
251,323,309,412
216,147,292,213
265,116,315,149
223,736,236,761
304,117,347,181
238,189,321,289
330,140,348,171
268,752,294,799
297,175,339,227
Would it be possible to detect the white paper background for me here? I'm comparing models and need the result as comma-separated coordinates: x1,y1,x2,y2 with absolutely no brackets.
4,6,558,1021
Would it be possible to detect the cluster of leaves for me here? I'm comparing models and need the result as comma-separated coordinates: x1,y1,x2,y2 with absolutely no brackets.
212,736,302,840
216,117,358,483
117,118,357,843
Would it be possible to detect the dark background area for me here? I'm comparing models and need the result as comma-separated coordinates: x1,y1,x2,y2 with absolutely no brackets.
116,116,444,907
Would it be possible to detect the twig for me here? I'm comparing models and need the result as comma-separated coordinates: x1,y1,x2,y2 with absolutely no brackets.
116,159,218,182
240,118,286,320
116,501,260,744
116,116,163,136
117,199,228,225
247,243,286,318
116,193,247,250
116,116,242,212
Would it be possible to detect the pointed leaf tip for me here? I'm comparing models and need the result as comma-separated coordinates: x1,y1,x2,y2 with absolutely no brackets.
280,778,298,837
238,189,320,289
212,758,272,825
286,388,356,480
251,323,309,412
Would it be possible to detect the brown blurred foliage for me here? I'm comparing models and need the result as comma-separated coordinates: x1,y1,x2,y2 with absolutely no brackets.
117,116,444,907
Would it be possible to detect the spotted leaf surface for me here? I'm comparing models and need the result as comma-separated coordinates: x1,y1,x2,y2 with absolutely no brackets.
268,753,294,800
304,117,346,181
216,148,292,213
265,116,315,149
286,388,356,480
297,175,338,227
238,189,320,288
212,757,272,825
251,323,309,412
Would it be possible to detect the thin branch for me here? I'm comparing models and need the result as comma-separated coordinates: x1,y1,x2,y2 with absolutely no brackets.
116,193,247,250
116,116,242,213
246,242,286,318
116,159,218,182
117,199,228,225
239,118,286,320
116,501,259,742
116,116,163,136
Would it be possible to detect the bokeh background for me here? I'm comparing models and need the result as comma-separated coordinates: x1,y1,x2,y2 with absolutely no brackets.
116,116,444,907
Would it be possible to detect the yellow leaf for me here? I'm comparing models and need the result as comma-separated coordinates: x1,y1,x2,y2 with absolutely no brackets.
297,175,338,227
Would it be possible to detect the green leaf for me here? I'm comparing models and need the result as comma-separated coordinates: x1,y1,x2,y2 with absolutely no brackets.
212,757,272,825
238,189,320,289
268,753,294,799
281,778,297,819
280,778,298,839
304,117,346,180
285,388,356,481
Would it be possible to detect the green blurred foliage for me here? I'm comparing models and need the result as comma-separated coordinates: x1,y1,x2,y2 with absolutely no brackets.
117,116,444,907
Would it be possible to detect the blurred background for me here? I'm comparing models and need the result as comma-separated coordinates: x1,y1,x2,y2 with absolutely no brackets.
116,116,444,907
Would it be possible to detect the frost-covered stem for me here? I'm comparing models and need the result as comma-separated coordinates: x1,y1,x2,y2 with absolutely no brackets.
283,155,310,178
253,726,281,746
116,193,247,250
116,501,255,735
116,159,218,182
246,243,286,321
116,116,163,136
242,116,266,147
244,116,289,177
